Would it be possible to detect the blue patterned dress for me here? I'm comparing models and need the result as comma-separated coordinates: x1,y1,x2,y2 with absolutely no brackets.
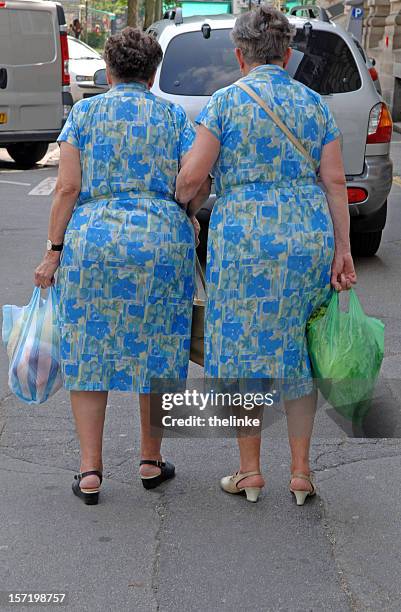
56,83,196,393
196,65,340,393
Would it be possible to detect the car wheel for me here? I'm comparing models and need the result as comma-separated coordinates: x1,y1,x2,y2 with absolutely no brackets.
351,230,382,257
6,142,48,169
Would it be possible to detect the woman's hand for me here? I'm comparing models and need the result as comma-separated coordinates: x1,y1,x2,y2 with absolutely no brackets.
190,215,201,247
34,253,60,289
331,250,357,291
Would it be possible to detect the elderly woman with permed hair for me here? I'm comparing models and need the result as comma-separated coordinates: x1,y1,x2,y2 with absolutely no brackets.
34,28,209,504
176,6,356,505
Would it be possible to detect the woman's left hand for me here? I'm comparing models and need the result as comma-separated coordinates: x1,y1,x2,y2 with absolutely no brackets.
331,250,357,291
34,253,60,288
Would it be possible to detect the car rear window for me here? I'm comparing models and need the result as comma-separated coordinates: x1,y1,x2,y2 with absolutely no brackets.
0,9,55,66
159,27,361,96
68,38,101,60
160,29,240,96
289,29,361,94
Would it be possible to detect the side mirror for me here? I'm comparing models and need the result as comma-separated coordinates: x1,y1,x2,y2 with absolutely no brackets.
93,68,109,88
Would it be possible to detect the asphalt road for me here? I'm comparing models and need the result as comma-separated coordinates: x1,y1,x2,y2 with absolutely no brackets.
1,139,401,611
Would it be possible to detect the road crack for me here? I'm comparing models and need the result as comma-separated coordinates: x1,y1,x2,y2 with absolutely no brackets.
320,496,361,612
151,489,168,612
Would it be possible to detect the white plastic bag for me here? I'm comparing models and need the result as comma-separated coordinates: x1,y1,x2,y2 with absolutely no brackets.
2,287,62,404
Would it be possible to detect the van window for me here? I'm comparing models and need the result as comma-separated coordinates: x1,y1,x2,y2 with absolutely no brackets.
0,9,55,66
159,27,361,96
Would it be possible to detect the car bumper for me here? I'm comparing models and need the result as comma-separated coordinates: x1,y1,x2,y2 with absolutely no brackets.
347,155,393,218
0,130,61,144
76,84,105,100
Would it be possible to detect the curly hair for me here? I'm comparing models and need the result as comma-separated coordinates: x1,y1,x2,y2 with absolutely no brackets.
104,27,163,82
231,5,294,65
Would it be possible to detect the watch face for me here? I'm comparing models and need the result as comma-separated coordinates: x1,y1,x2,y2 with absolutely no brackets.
46,240,52,251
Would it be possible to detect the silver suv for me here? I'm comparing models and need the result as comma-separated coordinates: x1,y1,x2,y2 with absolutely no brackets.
95,11,393,257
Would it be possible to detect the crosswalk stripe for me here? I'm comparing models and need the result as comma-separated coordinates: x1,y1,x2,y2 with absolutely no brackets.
28,177,57,196
0,179,31,186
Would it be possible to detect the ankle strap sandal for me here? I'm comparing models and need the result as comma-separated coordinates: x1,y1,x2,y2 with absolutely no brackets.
139,459,175,490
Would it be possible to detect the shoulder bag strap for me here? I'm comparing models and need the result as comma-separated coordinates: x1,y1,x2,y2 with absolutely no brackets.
236,81,317,171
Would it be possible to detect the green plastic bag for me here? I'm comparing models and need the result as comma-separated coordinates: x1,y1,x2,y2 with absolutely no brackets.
307,289,385,422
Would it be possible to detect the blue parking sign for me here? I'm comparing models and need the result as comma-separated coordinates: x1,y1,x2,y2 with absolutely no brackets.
352,7,364,19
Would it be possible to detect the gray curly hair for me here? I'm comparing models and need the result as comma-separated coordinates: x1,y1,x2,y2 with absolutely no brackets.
104,27,163,82
231,5,295,65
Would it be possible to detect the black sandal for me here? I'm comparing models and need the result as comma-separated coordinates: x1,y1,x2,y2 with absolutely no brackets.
72,470,103,505
140,459,175,490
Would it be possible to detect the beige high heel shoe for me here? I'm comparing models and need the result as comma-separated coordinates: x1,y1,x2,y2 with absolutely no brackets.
289,473,316,506
220,471,263,503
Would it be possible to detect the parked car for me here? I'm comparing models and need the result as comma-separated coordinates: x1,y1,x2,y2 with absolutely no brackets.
94,11,393,257
68,36,106,103
0,0,73,168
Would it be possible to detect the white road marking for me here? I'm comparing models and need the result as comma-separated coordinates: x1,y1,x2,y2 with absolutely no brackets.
0,179,31,186
38,145,60,166
28,177,57,196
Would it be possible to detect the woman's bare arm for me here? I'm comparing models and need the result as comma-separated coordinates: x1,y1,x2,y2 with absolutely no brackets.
176,126,220,207
34,142,81,288
319,139,357,291
48,142,81,243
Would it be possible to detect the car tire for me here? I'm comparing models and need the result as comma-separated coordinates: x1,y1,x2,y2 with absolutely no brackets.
6,142,48,169
350,230,382,257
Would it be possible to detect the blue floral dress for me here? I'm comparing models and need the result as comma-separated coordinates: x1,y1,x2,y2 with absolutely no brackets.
196,65,340,393
57,83,196,393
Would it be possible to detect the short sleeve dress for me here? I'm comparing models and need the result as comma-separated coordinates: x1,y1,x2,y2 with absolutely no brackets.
57,83,196,393
196,65,340,393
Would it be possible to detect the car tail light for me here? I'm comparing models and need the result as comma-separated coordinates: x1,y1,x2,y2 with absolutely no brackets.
60,31,70,86
347,187,368,204
0,2,6,7
367,102,392,143
369,66,379,82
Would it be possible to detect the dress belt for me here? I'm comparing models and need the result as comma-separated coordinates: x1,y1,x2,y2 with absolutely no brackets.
215,180,319,199
77,190,177,206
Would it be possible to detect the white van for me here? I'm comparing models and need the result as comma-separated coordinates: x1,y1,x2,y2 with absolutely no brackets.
0,0,73,168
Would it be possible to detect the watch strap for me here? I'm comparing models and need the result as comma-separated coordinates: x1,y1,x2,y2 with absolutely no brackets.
50,243,64,251
47,240,64,251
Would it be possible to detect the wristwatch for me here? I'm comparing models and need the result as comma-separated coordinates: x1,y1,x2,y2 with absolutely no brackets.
46,239,64,252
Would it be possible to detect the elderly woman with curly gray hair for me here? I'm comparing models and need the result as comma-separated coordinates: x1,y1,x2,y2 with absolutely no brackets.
34,28,209,504
177,6,356,505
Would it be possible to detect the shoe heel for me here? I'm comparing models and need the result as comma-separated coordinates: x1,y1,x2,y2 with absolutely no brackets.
293,490,309,506
244,487,261,503
82,491,99,505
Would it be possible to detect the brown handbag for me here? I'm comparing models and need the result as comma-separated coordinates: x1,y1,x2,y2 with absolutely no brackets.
190,255,206,366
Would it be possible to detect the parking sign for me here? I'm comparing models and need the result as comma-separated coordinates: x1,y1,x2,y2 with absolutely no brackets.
352,7,364,19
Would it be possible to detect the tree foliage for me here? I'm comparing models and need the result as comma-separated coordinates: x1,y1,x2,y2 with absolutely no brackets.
89,1,168,28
